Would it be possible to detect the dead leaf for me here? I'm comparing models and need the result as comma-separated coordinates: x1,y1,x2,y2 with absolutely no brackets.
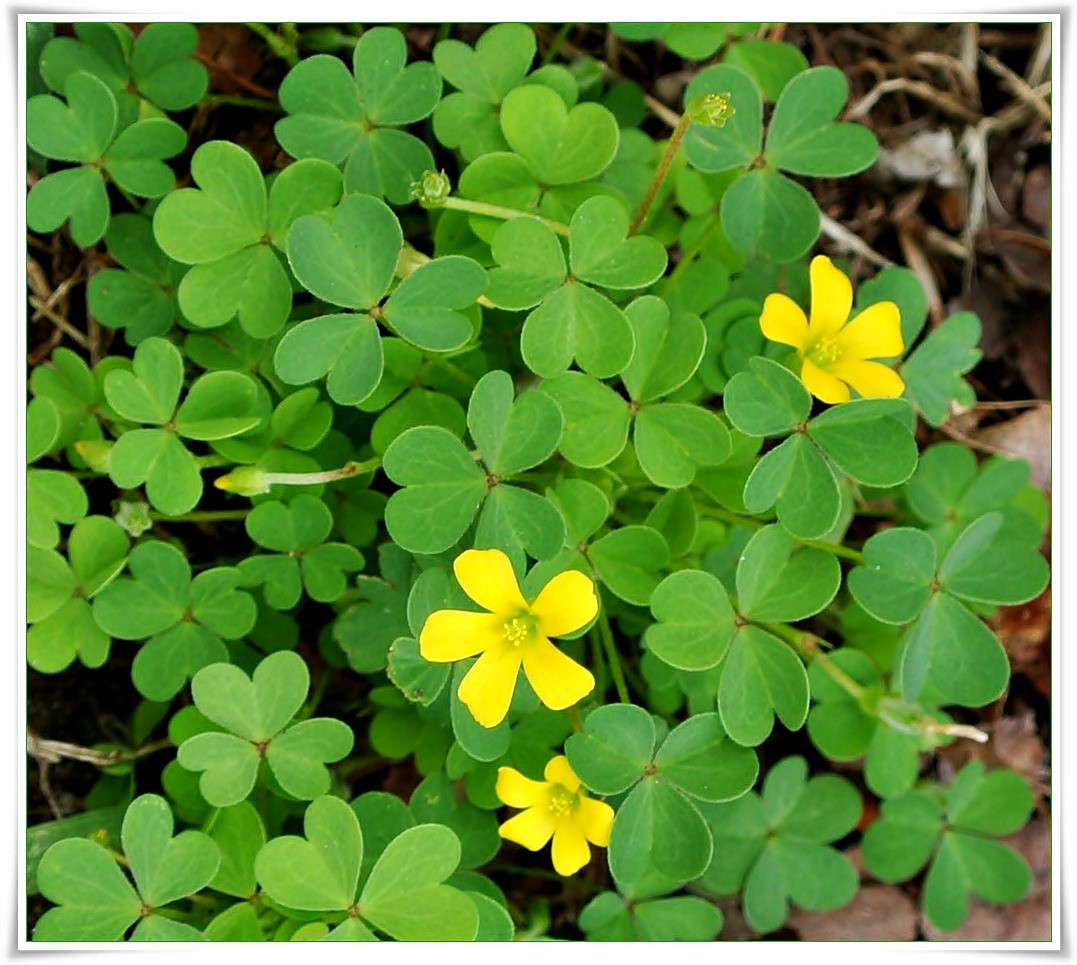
876,129,964,188
790,884,919,940
974,405,1051,491
1021,164,1051,232
992,587,1052,698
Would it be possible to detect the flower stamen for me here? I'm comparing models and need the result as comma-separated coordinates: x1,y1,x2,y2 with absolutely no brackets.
548,785,576,815
503,617,530,645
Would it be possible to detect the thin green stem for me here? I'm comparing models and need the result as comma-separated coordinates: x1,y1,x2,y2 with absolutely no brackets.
440,197,570,236
698,503,765,531
300,667,333,720
812,651,867,701
195,454,230,469
203,94,283,113
247,22,299,66
420,355,478,390
756,619,817,661
148,509,249,523
487,862,604,890
629,112,691,235
658,215,722,296
597,606,631,704
542,23,574,64
800,539,865,564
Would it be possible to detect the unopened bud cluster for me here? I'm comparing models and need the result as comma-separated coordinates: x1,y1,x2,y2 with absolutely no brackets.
686,91,735,128
411,170,452,207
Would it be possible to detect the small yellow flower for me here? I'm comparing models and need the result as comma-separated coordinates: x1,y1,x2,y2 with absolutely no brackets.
760,255,905,405
419,549,597,728
496,756,614,876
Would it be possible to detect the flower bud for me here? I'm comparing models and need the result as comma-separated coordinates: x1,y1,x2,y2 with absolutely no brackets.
411,170,451,207
686,91,735,128
214,465,270,496
114,499,153,537
73,439,112,473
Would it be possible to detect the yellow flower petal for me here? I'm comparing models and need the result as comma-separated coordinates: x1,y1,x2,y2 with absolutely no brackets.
522,638,595,711
543,755,581,793
801,357,851,405
808,255,852,341
453,549,528,615
550,821,591,876
530,569,598,638
759,292,809,349
827,360,906,399
457,643,523,728
419,609,503,663
499,806,556,851
575,796,615,847
496,766,549,809
832,301,904,360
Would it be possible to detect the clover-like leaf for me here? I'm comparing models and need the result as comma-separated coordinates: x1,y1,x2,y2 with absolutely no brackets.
154,143,340,337
432,23,536,160
255,794,363,911
467,370,563,476
862,762,1033,933
683,64,762,174
621,296,707,404
698,756,861,934
541,373,632,469
275,27,441,202
358,824,478,941
179,652,353,806
735,524,841,622
568,195,667,290
500,84,619,186
765,66,878,177
382,425,488,554
645,570,736,671
718,625,810,747
901,311,983,427
742,432,843,540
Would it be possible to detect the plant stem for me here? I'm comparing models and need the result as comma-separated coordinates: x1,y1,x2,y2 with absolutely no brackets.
440,197,570,236
597,606,631,703
812,651,867,701
757,622,866,703
699,503,765,531
658,215,723,296
542,23,574,64
203,94,283,113
800,539,865,564
148,509,249,523
629,111,691,235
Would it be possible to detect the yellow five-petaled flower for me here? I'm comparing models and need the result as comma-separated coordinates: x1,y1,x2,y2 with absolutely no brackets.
496,756,614,876
760,254,905,405
419,549,598,728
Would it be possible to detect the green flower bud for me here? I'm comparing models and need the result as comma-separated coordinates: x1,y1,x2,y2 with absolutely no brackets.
686,92,735,128
73,439,112,473
214,465,270,496
114,499,153,537
411,170,451,207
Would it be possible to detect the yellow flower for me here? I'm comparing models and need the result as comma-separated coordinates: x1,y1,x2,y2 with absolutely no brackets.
496,756,614,876
760,255,905,405
419,549,598,728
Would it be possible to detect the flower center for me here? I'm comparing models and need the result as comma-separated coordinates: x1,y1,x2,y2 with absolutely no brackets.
808,337,842,366
503,615,535,646
548,784,577,815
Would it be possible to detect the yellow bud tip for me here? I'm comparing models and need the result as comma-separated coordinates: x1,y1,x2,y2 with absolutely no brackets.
213,477,233,491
